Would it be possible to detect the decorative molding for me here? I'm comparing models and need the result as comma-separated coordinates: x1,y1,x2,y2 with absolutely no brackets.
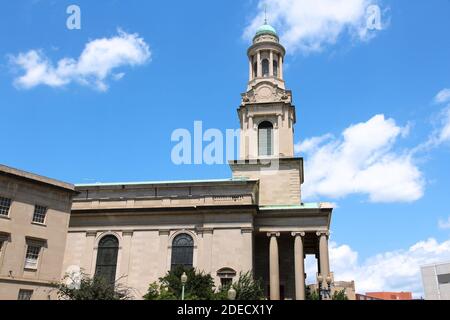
291,232,306,237
122,231,134,237
158,230,170,236
266,232,280,238
86,231,97,237
316,231,330,238
241,227,254,234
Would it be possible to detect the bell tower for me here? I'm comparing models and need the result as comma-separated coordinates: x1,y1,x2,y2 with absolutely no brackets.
239,23,296,160
230,22,304,206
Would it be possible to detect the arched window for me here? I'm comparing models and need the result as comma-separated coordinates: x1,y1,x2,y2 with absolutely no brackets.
95,235,119,286
171,233,194,270
258,121,274,156
273,60,279,77
262,59,270,77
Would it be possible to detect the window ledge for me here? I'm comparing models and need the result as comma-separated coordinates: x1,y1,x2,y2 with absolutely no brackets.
0,215,11,221
31,222,47,227
24,267,38,272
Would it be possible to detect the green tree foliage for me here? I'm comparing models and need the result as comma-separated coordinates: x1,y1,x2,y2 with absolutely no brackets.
144,269,265,300
55,273,132,300
332,289,349,300
232,271,264,300
144,267,215,300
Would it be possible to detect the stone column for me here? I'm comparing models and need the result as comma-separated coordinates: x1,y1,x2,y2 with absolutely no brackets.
257,51,262,77
279,54,284,79
269,50,274,76
267,232,280,300
317,231,330,279
292,232,306,300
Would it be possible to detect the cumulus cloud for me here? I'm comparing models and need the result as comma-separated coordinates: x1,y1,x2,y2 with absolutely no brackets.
297,114,424,203
10,29,151,91
244,0,386,53
317,239,450,297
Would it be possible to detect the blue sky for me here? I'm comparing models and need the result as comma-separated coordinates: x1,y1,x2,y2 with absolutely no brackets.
1,0,450,296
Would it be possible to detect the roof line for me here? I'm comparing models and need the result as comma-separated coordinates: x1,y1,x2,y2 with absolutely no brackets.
75,177,257,187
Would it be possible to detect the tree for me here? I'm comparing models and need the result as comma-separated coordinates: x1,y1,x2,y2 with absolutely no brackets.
231,271,264,300
55,272,132,300
332,289,349,300
143,269,265,300
144,267,215,300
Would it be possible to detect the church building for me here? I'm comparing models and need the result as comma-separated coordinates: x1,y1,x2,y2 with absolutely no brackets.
62,23,334,300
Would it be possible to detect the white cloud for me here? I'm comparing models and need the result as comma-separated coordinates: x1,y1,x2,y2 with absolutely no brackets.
439,217,450,230
10,29,151,91
435,88,450,104
297,114,424,203
244,0,386,53
306,238,450,297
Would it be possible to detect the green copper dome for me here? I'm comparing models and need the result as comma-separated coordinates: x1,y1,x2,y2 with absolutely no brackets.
255,24,277,37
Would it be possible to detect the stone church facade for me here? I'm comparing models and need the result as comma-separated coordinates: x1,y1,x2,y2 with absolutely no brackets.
62,23,334,300
0,23,334,300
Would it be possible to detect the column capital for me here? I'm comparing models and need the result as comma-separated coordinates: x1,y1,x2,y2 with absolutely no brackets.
316,231,330,238
291,232,306,237
267,232,280,238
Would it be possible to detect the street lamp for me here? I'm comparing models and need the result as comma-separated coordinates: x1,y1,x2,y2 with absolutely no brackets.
181,272,188,301
227,287,237,300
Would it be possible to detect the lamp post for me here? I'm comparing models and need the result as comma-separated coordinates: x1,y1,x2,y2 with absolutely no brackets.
181,272,188,301
317,273,332,300
227,287,237,301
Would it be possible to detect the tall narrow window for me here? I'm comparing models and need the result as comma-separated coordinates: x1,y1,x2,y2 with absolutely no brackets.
24,245,41,270
258,121,274,156
32,205,47,224
273,60,279,77
95,235,119,286
253,62,258,78
171,233,194,270
0,197,12,217
262,59,270,77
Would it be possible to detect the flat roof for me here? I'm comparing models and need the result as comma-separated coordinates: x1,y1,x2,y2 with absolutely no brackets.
75,177,258,188
0,164,76,192
259,203,335,210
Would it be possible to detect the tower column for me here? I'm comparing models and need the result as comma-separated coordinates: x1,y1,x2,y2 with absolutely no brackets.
267,232,280,300
257,51,262,78
269,50,274,76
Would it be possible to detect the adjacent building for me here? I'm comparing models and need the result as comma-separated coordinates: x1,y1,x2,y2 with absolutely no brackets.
365,292,413,300
421,261,450,300
0,165,77,300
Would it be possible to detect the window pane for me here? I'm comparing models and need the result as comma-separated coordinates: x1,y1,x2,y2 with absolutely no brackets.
18,289,33,300
262,59,269,77
25,245,41,270
0,197,12,216
258,122,273,156
95,235,119,286
32,205,47,224
171,234,194,270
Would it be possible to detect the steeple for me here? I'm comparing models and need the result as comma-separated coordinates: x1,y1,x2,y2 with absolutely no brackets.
238,22,296,160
